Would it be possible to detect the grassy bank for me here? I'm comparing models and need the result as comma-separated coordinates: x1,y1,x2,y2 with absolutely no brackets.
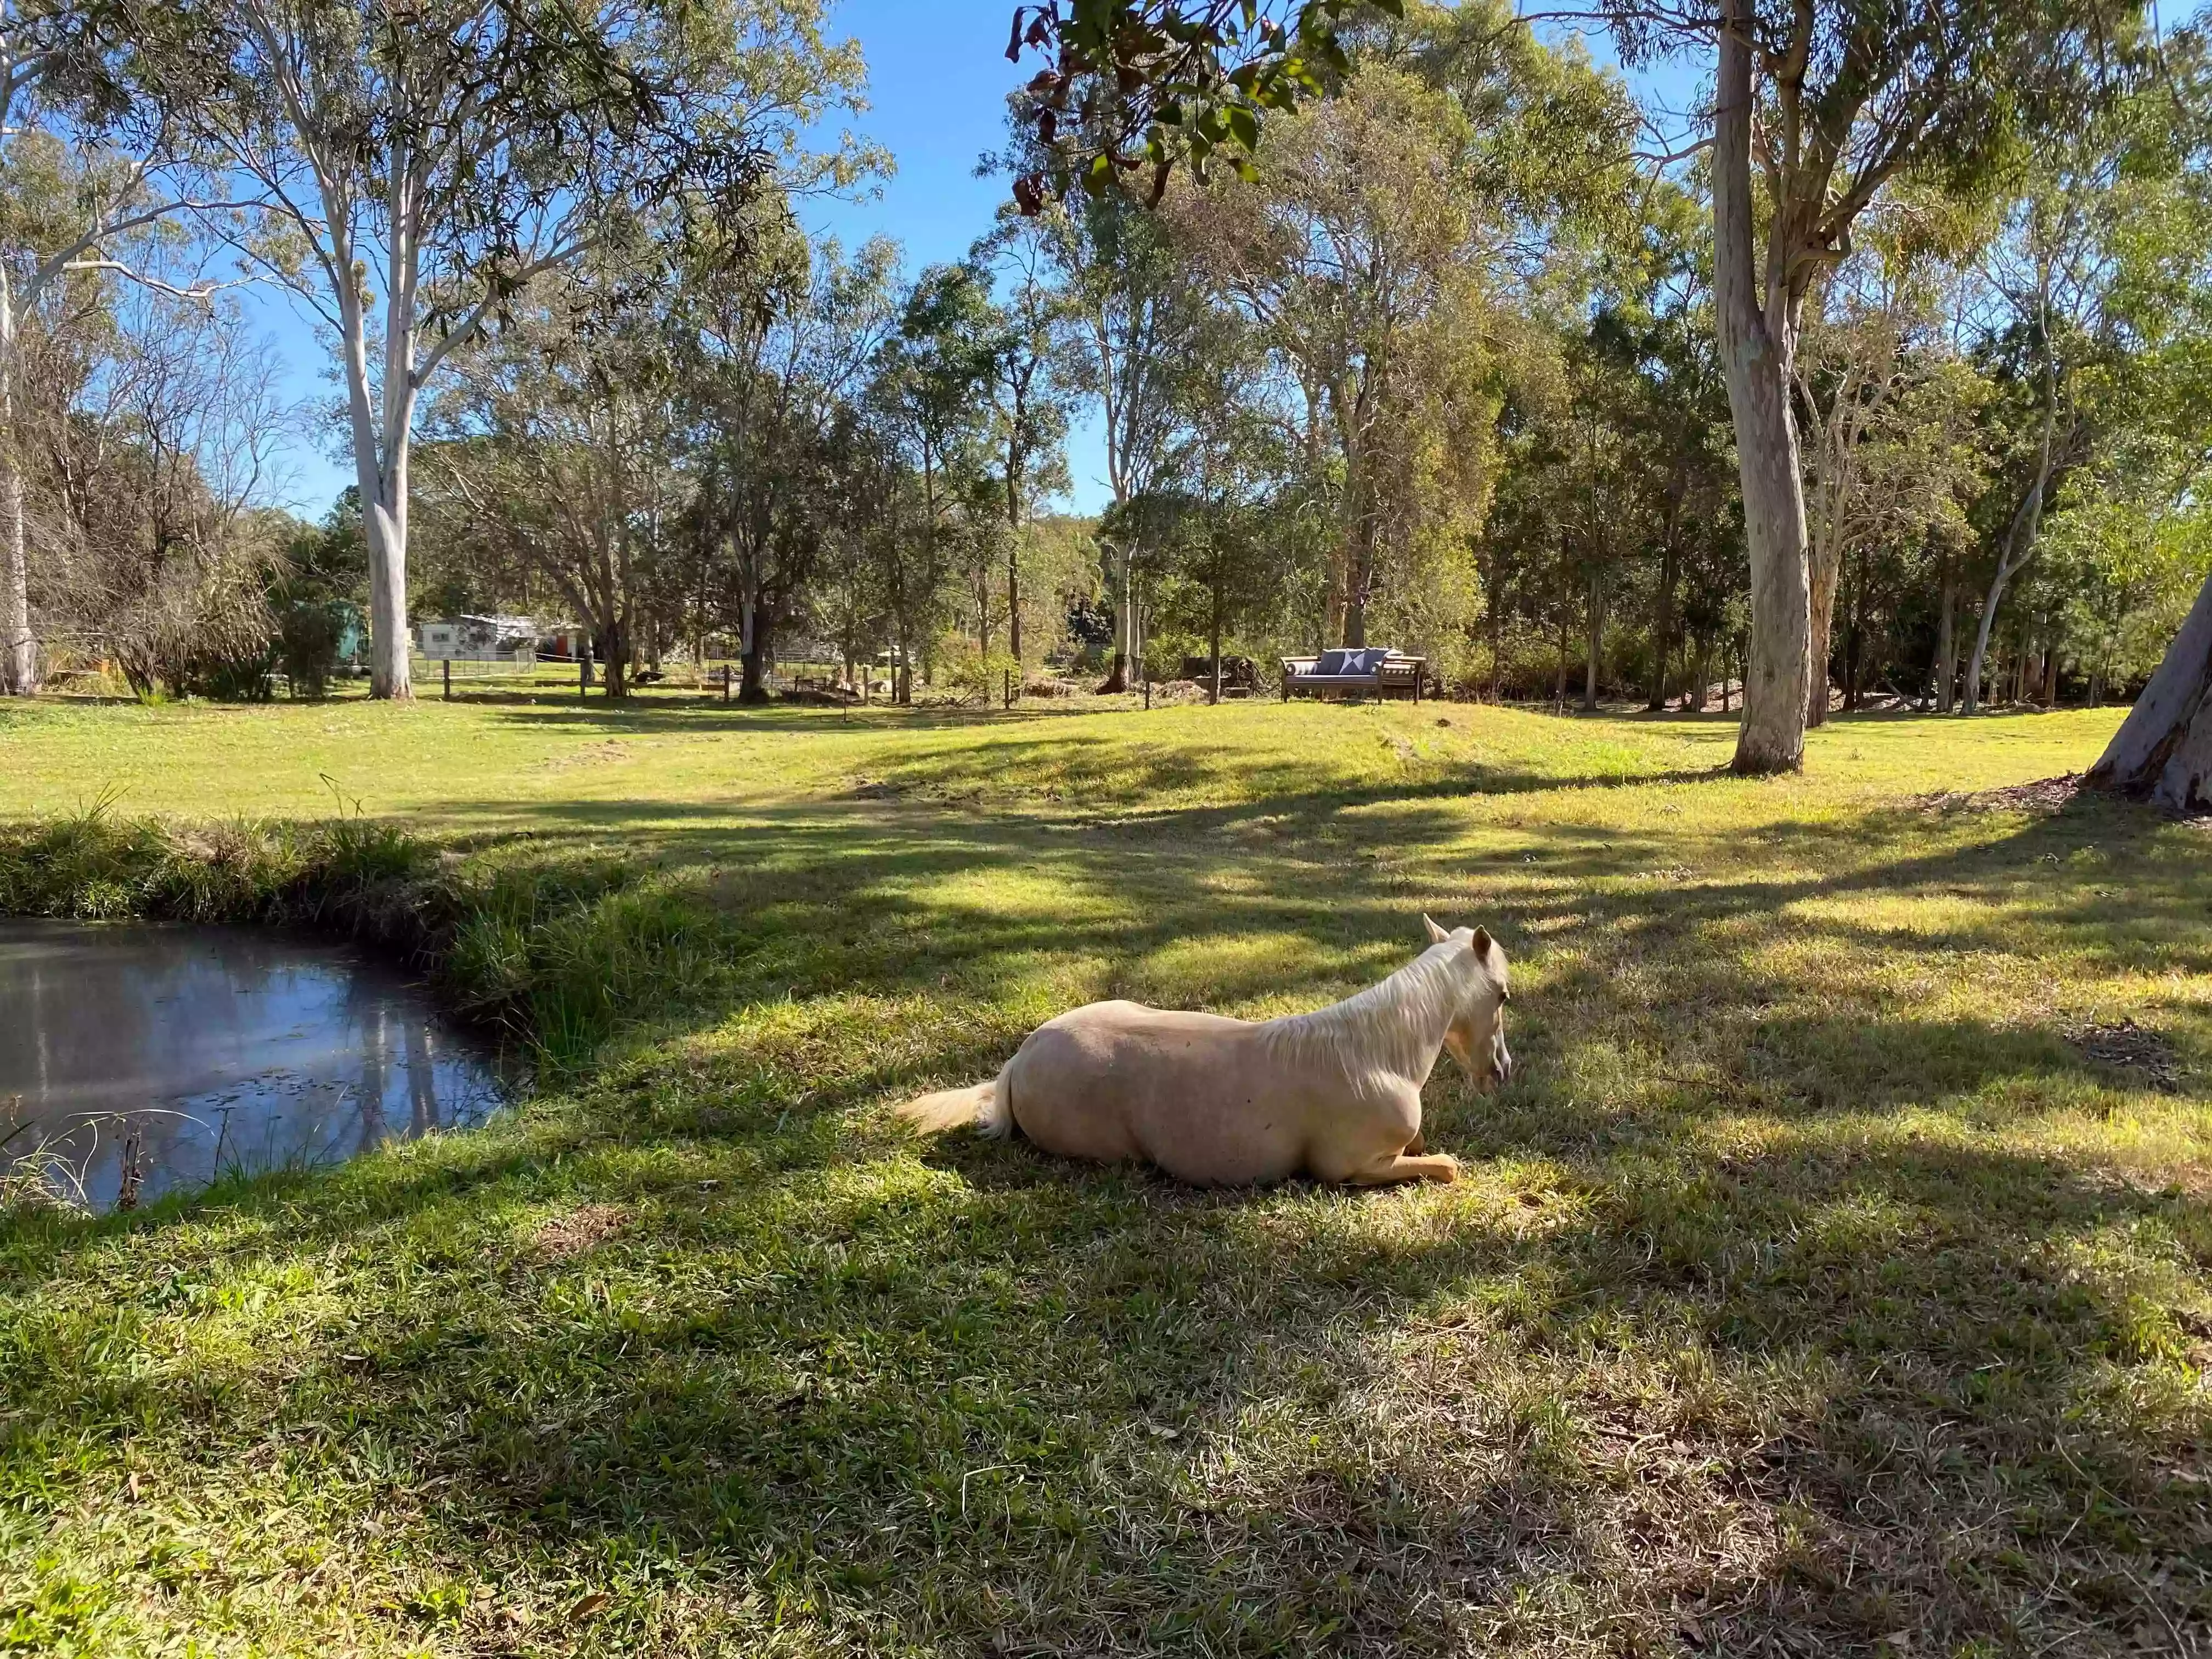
1,693,2207,1656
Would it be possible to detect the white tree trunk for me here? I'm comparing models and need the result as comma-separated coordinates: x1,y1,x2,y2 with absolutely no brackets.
0,280,32,696
0,461,28,696
1098,541,1132,692
0,450,28,697
364,487,410,699
2086,568,2212,811
334,205,420,701
1713,1,1810,773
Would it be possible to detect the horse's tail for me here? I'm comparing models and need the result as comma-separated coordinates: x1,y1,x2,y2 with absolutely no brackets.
895,1070,1014,1139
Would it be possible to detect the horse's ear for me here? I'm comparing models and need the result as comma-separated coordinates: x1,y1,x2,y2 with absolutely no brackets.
1471,926,1493,956
1423,914,1449,944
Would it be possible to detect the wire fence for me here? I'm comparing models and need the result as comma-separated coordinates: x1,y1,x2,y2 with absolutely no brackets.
409,656,542,682
405,656,873,699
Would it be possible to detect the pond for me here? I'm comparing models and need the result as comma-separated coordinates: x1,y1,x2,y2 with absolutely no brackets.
0,920,505,1211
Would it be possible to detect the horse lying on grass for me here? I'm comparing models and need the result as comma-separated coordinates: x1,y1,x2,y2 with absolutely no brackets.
898,916,1511,1187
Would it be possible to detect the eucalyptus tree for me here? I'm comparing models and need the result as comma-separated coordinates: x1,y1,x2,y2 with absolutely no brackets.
972,216,1076,670
1595,187,1735,712
2081,29,2212,806
126,0,869,698
1796,248,1989,724
1604,0,2147,768
416,252,684,698
678,226,900,700
1184,60,1486,652
2047,469,2212,709
1187,18,1632,659
1954,172,2117,713
1005,0,2145,767
867,263,996,699
1030,189,1219,689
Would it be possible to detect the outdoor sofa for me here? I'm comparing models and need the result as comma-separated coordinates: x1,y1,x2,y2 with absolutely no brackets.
1279,647,1427,701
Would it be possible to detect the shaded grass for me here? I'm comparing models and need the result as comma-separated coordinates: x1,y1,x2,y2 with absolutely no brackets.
1,696,2208,1655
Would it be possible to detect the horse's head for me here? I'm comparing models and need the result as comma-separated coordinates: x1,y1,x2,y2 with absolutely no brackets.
1424,915,1513,1089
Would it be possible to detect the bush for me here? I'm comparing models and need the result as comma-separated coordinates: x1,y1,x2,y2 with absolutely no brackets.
932,634,1023,705
108,574,280,703
273,599,353,697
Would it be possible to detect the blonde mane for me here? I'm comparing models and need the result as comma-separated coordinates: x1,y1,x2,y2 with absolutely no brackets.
1259,941,1476,1094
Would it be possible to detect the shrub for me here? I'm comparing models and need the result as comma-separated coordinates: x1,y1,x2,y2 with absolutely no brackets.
273,599,353,697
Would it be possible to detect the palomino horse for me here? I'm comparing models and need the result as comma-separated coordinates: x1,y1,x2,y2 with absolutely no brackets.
897,916,1511,1186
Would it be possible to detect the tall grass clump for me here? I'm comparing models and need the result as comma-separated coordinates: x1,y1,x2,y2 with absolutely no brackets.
0,810,727,1071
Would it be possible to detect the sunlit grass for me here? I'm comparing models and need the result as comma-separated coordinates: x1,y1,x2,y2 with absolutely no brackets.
1,690,2207,1654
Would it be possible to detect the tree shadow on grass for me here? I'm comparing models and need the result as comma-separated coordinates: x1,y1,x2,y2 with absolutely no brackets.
460,692,1172,736
10,1017,2200,1653
4,775,2208,1654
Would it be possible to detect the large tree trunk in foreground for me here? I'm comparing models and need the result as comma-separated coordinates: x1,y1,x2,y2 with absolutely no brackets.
2085,569,2212,811
1713,1,1810,773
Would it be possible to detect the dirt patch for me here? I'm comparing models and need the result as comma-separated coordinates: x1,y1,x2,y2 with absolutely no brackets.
1916,772,2083,813
2067,1018,2183,1093
541,740,629,772
850,778,904,800
529,1203,629,1260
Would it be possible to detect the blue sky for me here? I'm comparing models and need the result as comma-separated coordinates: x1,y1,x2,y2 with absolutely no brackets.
250,1,1677,523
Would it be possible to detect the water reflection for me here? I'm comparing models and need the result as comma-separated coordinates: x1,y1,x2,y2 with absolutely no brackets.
0,921,504,1209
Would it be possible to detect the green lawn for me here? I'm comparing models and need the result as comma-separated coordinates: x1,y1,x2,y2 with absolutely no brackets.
1,690,2208,1656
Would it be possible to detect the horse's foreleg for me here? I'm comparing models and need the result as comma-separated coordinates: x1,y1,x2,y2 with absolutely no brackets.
1342,1150,1459,1187
1405,1129,1425,1155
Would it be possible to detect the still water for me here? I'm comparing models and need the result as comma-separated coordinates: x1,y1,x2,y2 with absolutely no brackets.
0,921,504,1209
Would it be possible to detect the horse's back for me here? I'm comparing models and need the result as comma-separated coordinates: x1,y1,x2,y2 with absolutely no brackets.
1009,1001,1303,1183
